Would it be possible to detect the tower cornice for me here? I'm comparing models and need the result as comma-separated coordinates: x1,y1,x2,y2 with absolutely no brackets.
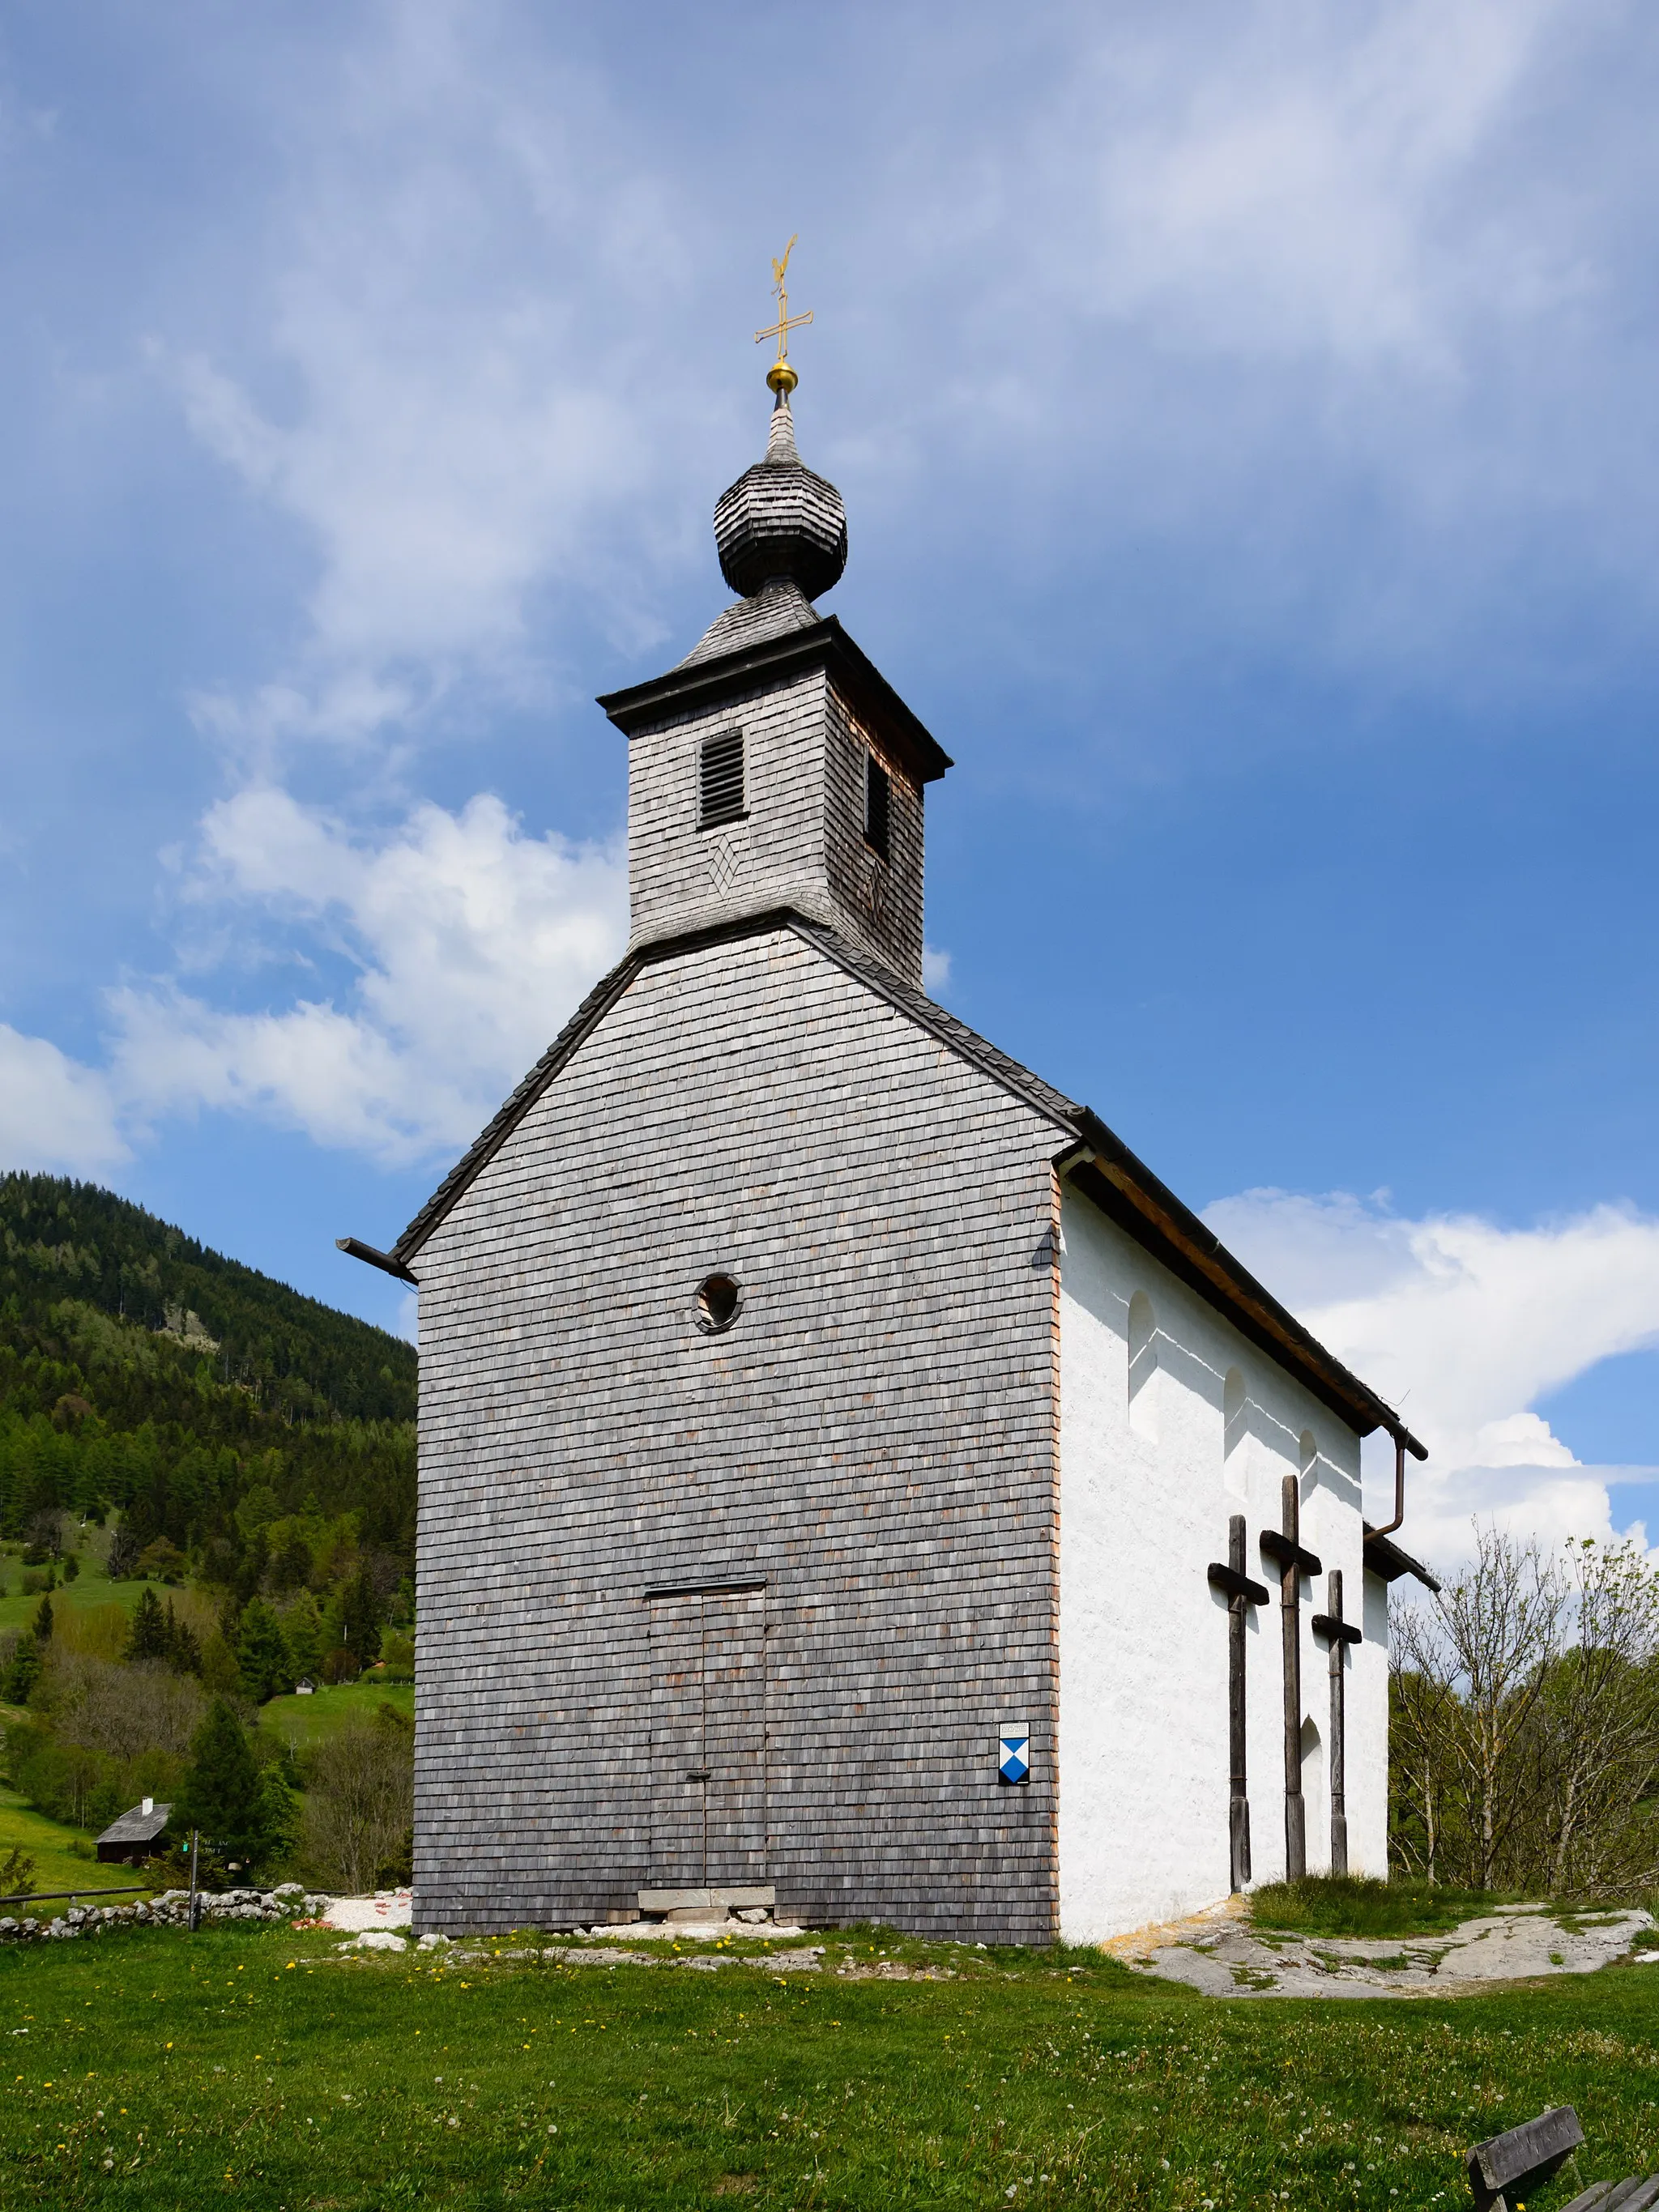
596,614,953,789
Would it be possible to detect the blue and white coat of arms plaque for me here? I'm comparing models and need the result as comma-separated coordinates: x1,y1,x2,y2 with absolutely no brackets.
998,1723,1030,1785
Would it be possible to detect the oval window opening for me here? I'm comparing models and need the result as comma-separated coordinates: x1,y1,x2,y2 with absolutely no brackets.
695,1273,742,1333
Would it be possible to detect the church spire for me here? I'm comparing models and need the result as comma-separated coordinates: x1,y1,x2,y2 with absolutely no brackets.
711,242,847,603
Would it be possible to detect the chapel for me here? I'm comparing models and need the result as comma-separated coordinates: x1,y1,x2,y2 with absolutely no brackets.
343,326,1436,1946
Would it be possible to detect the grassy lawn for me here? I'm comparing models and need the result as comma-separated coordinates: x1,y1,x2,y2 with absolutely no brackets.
0,1536,149,1640
5,1922,1659,2209
0,1788,143,1908
260,1678,415,1750
1247,1877,1524,1939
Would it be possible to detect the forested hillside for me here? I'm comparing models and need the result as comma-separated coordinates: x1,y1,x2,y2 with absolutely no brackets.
0,1174,416,1572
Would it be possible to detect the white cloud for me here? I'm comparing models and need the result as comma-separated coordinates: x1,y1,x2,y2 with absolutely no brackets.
922,944,953,994
156,11,714,760
111,785,627,1166
1081,0,1570,369
0,1023,129,1174
1204,1187,1659,1566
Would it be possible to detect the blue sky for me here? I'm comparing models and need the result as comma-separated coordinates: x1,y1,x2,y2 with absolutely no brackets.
2,0,1657,1564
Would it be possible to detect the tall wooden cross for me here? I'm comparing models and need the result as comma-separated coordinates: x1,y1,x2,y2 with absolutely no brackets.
1312,1568,1363,1875
1259,1475,1322,1880
754,234,813,369
1207,1513,1269,1891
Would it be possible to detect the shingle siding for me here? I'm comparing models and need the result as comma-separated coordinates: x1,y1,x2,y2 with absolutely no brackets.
625,667,925,990
413,927,1062,1941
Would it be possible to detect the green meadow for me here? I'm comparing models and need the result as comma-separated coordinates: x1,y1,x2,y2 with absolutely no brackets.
0,1785,138,1905
6,1918,1659,2210
0,1534,148,1640
260,1678,415,1751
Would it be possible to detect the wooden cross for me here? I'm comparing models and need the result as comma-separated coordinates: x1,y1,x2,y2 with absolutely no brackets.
1259,1475,1322,1880
1312,1568,1362,1876
1207,1513,1269,1891
754,234,813,365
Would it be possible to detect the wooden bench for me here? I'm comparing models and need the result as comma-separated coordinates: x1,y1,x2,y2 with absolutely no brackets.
1467,2105,1659,2212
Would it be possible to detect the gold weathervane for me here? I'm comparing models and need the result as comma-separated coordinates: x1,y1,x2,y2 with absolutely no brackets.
755,235,812,394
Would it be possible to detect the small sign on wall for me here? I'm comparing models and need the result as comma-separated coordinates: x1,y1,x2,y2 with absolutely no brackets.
998,1722,1030,1786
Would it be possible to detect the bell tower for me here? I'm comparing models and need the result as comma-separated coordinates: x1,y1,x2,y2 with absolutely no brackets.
598,276,950,991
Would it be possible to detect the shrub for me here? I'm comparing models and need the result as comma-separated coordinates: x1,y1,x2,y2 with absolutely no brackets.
134,1538,186,1584
0,1844,36,1899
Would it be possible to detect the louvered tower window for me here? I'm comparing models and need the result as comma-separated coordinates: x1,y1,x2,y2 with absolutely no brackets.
864,753,890,860
699,729,746,828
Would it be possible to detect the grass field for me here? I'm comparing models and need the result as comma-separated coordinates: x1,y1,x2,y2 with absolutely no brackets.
5,1919,1659,2210
1247,1877,1519,1938
0,1536,150,1640
260,1678,415,1749
0,1787,138,1907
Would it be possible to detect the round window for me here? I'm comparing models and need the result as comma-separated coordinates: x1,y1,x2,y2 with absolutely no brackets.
694,1273,742,1334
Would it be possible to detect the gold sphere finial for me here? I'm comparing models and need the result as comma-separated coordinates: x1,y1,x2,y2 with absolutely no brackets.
766,360,799,396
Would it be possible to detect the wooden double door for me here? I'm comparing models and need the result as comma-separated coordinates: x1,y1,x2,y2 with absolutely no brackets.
648,1587,767,1888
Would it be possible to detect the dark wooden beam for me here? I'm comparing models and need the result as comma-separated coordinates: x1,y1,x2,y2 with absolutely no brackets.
1208,1515,1268,1893
1208,1562,1269,1606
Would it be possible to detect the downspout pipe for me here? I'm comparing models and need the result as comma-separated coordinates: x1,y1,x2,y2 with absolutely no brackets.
1371,1432,1410,1538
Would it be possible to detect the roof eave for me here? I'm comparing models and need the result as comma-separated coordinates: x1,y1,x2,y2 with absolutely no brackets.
596,616,954,785
1363,1526,1441,1592
1057,1116,1427,1459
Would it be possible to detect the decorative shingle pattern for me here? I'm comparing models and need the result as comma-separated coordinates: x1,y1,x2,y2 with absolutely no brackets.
680,578,821,669
713,391,847,602
625,661,923,985
412,927,1063,1942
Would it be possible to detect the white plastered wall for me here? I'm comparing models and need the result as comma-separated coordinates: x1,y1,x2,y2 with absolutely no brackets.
1055,1181,1386,1943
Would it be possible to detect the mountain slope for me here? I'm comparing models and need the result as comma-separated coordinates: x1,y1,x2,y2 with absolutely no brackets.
0,1174,416,1566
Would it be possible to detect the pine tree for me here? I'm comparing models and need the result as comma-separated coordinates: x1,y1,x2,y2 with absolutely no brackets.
235,1597,294,1705
2,1630,40,1703
175,1699,268,1863
282,1589,326,1681
30,1595,53,1645
61,1554,80,1584
125,1586,168,1663
341,1566,383,1669
253,1765,299,1868
163,1600,203,1677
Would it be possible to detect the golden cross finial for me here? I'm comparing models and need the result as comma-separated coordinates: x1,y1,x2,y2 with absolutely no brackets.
754,235,812,391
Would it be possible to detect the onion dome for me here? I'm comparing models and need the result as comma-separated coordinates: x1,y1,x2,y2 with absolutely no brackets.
713,364,847,602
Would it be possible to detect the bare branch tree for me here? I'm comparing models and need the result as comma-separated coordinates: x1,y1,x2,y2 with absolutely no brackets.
1533,1538,1659,1896
1392,1523,1565,1890
301,1709,413,1894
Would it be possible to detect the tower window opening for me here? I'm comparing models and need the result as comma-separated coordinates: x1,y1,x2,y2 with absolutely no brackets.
700,730,746,829
864,753,890,860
